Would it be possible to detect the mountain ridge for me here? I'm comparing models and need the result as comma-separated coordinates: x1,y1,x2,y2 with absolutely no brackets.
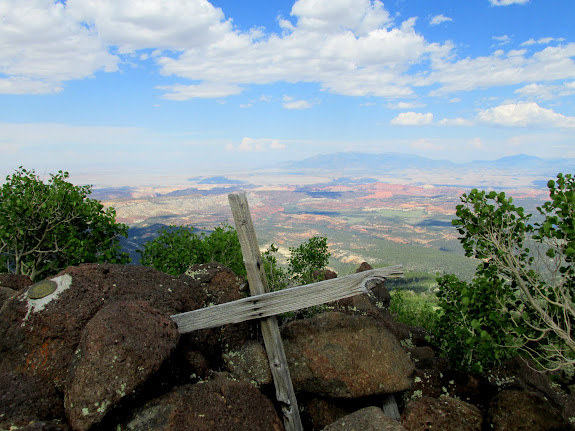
278,152,575,173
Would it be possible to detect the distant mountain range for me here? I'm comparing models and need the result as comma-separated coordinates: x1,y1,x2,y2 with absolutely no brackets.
278,152,575,180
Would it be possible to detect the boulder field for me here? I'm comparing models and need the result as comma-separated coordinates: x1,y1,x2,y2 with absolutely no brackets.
1,263,574,430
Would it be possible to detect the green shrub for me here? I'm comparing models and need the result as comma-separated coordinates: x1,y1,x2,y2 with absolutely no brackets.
139,223,245,277
0,167,129,281
436,173,575,371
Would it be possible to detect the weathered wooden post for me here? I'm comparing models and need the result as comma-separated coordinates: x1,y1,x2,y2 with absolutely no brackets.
170,192,405,430
228,192,303,431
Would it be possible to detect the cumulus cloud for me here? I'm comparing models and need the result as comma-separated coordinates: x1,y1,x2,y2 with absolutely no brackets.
390,112,433,126
477,102,575,128
290,0,392,36
65,0,233,52
227,137,287,152
156,2,431,99
489,0,529,5
2,0,573,104
0,0,118,94
430,15,452,26
428,43,575,95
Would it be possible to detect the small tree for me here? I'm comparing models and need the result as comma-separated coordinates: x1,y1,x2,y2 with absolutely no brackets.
0,167,129,281
287,236,330,286
438,173,575,371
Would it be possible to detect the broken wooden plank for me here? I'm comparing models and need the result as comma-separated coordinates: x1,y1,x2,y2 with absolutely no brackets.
228,192,303,431
171,265,403,333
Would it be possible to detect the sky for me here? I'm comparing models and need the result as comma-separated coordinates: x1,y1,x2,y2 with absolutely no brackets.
1,0,574,186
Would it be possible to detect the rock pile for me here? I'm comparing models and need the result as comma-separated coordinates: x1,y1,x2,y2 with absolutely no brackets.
1,263,574,430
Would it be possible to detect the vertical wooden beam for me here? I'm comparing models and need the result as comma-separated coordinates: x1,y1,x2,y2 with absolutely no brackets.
228,192,303,431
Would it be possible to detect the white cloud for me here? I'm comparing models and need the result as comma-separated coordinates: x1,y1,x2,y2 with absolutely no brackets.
492,35,511,46
489,0,529,5
0,0,118,94
428,44,575,95
290,0,392,36
158,82,244,100
386,101,426,109
470,137,483,149
438,117,473,126
155,1,433,99
477,102,575,128
283,100,313,109
228,137,288,152
2,0,573,105
238,137,264,152
0,77,62,95
390,112,433,126
430,15,452,26
514,83,557,100
521,37,557,46
65,0,233,52
270,140,287,149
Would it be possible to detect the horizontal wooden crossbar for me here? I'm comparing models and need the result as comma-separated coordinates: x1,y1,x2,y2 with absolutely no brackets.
171,265,403,334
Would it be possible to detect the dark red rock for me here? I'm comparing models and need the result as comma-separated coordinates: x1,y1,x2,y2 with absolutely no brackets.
0,273,33,290
0,371,64,429
300,397,351,431
490,357,575,424
323,406,407,431
64,300,179,431
355,262,374,273
122,379,284,431
401,396,483,431
6,420,70,430
282,312,414,398
0,285,17,306
312,269,338,281
487,390,571,431
178,263,254,366
0,264,200,389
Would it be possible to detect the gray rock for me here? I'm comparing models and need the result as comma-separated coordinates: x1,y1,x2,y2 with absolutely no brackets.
222,340,272,388
323,406,406,431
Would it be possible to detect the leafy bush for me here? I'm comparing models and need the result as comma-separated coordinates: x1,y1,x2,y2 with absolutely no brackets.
261,243,289,291
287,236,330,286
436,173,575,371
0,167,129,281
139,223,245,277
435,272,518,373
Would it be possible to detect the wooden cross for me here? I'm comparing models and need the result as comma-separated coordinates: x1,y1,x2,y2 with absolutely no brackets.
170,193,404,431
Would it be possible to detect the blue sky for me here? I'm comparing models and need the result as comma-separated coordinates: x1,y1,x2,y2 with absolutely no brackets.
1,0,574,185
